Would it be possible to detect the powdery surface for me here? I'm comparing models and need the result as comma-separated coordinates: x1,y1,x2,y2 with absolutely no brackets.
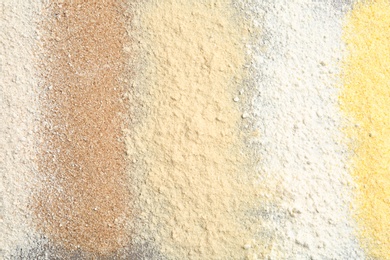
244,0,365,258
33,0,134,257
342,1,390,258
0,1,42,258
1,1,380,259
127,0,262,259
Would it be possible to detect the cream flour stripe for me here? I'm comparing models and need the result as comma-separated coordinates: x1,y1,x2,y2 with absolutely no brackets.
0,1,42,258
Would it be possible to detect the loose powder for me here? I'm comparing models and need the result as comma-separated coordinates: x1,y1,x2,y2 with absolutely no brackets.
247,0,363,258
0,1,42,258
34,0,132,256
127,0,261,259
342,0,390,258
4,1,387,259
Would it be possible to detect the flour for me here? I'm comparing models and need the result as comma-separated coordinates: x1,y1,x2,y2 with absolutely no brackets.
33,0,133,256
243,0,365,258
0,1,42,259
127,0,262,259
342,1,390,258
1,1,382,259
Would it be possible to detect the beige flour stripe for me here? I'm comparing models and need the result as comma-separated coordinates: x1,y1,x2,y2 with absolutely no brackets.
129,0,262,258
34,0,132,255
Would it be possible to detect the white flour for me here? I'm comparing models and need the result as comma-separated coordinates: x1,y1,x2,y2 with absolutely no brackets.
0,1,42,258
242,0,365,258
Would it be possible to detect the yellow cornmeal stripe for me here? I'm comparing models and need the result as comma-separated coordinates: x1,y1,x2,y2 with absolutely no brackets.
342,1,390,258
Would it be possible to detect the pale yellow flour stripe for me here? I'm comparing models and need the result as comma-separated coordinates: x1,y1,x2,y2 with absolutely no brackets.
342,1,390,258
129,0,262,259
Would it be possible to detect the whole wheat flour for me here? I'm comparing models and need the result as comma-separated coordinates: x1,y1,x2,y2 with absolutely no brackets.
33,0,133,256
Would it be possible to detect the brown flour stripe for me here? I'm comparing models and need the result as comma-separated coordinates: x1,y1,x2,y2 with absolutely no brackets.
35,0,132,255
